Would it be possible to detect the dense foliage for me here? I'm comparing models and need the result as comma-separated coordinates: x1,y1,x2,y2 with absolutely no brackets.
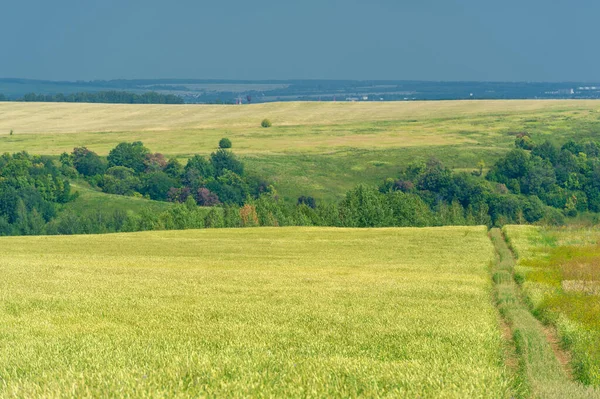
0,152,73,235
17,91,184,104
5,136,600,236
62,141,268,207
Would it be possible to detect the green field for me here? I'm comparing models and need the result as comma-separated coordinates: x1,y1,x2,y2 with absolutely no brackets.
2,100,600,201
0,226,519,397
505,225,600,388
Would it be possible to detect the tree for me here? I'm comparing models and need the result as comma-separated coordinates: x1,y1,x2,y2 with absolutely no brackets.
204,208,224,228
184,155,214,189
101,166,140,195
167,187,191,203
261,119,272,128
219,138,232,149
164,158,184,179
206,170,248,205
339,185,393,227
144,153,167,172
71,147,107,177
141,172,177,201
196,188,220,206
532,141,559,164
107,142,150,173
210,149,244,176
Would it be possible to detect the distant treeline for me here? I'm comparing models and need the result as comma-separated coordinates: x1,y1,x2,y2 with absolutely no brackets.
3,135,600,236
13,91,184,104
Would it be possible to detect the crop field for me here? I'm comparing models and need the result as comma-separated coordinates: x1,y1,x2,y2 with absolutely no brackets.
0,226,517,397
504,225,600,388
2,100,600,201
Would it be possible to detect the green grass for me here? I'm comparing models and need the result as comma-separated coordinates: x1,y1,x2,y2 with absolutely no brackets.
0,226,516,397
504,225,600,389
2,100,600,201
65,180,173,215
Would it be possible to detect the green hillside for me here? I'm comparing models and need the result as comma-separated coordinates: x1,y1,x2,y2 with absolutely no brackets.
2,100,600,201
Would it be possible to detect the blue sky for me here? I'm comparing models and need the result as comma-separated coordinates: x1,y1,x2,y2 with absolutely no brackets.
1,0,598,81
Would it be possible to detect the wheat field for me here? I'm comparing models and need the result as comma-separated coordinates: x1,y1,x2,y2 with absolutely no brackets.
0,226,516,397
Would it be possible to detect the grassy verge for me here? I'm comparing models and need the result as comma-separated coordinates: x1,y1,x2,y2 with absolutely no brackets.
490,228,600,398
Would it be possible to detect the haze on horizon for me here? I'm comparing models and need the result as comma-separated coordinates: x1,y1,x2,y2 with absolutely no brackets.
1,0,598,82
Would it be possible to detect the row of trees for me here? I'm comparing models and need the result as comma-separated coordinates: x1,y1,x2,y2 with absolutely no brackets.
17,91,184,104
60,140,268,206
3,137,600,236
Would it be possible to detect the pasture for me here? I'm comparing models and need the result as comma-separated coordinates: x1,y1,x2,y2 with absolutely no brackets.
2,100,600,201
0,227,515,397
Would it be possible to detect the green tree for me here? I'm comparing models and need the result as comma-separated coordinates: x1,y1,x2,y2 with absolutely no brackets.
210,149,244,176
219,138,232,148
101,166,140,195
141,172,177,201
107,142,150,173
72,147,107,177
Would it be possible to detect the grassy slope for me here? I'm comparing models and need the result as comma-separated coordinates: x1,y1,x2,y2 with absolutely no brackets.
2,100,600,201
0,227,515,397
504,225,600,389
65,181,173,215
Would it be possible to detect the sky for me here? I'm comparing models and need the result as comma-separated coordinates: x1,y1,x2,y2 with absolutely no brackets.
1,0,598,82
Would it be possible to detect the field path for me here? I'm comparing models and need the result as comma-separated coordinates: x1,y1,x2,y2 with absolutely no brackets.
489,229,600,399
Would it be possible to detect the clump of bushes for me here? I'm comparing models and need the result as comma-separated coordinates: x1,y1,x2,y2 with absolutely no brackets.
219,138,232,149
261,119,272,128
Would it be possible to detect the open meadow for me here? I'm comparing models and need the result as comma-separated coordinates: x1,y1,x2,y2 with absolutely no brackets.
505,225,600,388
0,226,518,397
2,100,600,201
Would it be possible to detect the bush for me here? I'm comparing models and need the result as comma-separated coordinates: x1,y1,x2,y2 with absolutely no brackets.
219,138,232,149
261,119,272,128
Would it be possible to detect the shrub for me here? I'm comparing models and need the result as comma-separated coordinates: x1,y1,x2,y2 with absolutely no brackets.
261,119,272,128
219,138,232,149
